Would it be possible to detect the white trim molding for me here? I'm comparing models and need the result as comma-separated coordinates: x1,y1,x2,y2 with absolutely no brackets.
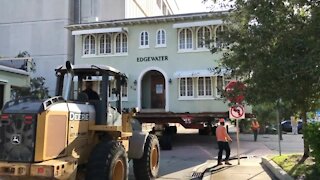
0,65,29,76
72,27,127,35
173,20,223,29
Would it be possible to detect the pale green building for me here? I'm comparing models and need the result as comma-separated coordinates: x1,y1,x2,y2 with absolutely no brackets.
0,58,30,109
67,12,251,115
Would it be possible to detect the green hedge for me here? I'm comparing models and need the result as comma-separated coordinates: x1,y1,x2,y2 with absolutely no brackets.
305,122,320,172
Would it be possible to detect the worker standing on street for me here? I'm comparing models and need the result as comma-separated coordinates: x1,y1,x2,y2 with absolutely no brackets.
251,118,260,141
216,118,232,165
291,115,298,135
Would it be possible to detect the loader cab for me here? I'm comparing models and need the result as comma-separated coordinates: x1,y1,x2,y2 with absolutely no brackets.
54,62,127,125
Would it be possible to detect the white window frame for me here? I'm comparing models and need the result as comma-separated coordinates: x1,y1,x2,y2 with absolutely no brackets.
215,25,228,49
216,76,224,98
197,77,213,98
115,33,128,54
156,29,166,47
179,77,194,99
178,28,193,51
99,33,112,54
108,80,128,102
140,31,149,48
196,26,211,50
83,34,96,56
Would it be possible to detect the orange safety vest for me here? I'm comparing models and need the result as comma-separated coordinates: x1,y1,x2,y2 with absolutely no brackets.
216,125,231,142
251,121,260,130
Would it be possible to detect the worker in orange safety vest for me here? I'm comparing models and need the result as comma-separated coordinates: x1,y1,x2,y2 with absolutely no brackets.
216,118,232,165
251,118,260,141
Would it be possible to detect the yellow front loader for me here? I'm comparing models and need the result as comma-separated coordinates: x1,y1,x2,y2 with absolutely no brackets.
0,61,160,180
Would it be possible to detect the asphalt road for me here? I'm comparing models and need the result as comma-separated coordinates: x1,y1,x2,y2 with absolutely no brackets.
129,125,304,180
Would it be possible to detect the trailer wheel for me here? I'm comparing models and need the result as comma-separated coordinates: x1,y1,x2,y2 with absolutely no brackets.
199,127,210,135
85,140,128,180
170,126,177,134
159,134,172,150
133,134,160,180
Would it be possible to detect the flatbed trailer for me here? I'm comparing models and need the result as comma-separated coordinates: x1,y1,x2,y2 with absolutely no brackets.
134,111,254,150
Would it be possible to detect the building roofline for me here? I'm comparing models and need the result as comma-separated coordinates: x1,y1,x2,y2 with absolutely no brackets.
0,65,29,76
66,11,229,31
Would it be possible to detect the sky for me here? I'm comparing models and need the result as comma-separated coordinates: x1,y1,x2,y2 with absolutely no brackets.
175,0,215,14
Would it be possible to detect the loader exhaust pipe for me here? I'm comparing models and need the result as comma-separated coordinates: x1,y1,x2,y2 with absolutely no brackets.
63,61,74,100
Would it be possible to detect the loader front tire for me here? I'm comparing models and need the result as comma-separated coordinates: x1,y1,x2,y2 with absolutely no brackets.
85,140,128,180
133,134,160,180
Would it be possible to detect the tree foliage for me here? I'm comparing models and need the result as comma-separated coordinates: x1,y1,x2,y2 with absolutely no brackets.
11,77,49,99
210,0,320,156
305,122,320,172
10,51,49,99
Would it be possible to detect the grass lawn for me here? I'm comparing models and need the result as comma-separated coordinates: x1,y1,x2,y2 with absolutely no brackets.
272,154,319,180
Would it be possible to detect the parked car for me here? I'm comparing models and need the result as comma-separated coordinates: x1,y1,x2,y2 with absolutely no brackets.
281,119,303,133
265,124,277,134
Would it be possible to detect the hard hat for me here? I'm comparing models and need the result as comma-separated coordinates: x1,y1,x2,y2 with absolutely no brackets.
219,118,225,123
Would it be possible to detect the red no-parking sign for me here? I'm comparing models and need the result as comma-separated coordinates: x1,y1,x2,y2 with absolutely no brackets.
229,105,245,119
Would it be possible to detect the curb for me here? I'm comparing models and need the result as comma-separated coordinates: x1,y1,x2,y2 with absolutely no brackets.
261,156,294,180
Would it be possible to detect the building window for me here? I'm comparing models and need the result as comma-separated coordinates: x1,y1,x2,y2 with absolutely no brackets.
140,31,149,48
179,77,193,97
162,4,167,15
179,28,193,50
197,26,211,49
83,35,96,55
108,80,128,101
198,77,212,97
215,25,228,48
121,81,128,98
216,76,224,97
157,0,161,9
156,29,166,47
99,34,112,54
115,33,128,53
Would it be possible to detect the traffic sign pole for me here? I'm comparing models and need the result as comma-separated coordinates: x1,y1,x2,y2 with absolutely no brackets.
229,105,245,165
226,80,245,166
236,119,240,165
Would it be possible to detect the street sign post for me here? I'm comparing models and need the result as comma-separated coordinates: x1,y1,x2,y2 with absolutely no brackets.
226,81,245,165
229,105,245,165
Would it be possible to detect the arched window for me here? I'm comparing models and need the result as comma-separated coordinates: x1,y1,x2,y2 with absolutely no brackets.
197,26,211,49
179,28,193,50
115,33,128,53
99,34,112,54
140,31,149,48
83,35,96,55
215,25,228,48
156,29,166,47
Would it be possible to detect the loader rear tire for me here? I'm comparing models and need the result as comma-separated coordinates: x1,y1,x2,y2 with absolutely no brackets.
85,140,128,180
133,134,160,180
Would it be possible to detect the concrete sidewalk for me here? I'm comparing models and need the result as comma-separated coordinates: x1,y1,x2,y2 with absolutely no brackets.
194,132,279,180
199,157,276,180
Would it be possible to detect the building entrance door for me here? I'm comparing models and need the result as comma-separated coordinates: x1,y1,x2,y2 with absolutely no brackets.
151,74,165,109
141,70,165,110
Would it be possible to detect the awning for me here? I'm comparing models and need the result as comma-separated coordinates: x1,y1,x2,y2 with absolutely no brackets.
72,27,127,35
173,68,230,78
172,20,223,29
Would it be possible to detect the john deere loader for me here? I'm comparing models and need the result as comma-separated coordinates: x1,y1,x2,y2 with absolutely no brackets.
0,61,160,180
